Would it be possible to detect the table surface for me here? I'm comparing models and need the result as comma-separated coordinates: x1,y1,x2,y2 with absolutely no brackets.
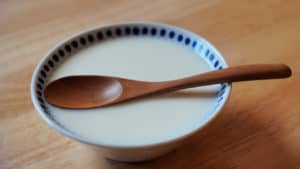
1,0,300,168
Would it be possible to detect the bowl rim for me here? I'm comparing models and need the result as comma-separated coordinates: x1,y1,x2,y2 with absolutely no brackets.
31,21,232,149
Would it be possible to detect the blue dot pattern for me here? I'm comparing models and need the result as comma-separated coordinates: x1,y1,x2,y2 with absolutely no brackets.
35,24,229,127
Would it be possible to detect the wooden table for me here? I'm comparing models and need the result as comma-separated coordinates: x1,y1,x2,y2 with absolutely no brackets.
1,0,299,168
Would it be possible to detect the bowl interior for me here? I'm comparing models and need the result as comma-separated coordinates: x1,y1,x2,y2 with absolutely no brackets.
31,22,231,148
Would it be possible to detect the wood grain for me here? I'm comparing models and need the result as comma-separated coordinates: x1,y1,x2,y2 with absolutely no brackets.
0,0,299,168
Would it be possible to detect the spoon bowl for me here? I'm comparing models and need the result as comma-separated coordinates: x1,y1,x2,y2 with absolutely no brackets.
45,76,124,108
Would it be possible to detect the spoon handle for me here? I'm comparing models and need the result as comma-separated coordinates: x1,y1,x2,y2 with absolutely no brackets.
160,64,291,90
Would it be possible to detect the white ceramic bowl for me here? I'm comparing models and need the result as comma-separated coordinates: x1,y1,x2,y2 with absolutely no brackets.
31,22,231,162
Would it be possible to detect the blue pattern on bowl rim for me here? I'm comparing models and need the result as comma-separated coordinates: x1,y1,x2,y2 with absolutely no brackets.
31,22,231,148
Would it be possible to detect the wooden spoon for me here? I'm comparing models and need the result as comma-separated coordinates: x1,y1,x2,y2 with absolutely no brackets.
44,64,291,109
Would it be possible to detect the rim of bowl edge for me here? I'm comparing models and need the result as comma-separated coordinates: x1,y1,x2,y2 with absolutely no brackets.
31,21,232,149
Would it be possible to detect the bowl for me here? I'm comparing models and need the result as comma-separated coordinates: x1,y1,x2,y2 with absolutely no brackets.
31,22,231,162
